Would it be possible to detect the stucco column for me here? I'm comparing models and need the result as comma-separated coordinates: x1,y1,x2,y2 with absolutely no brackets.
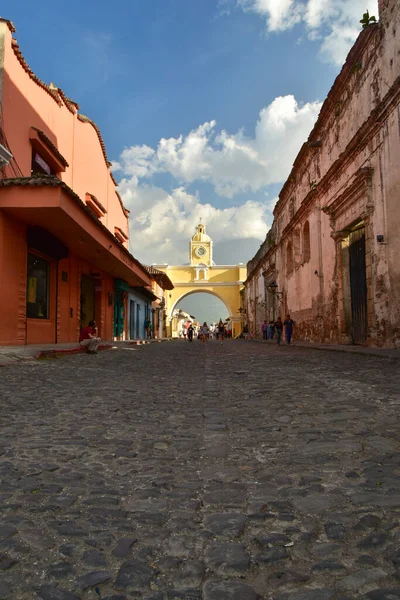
361,211,379,345
331,230,352,344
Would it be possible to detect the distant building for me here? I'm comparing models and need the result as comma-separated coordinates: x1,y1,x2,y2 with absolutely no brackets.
0,19,153,345
244,0,400,347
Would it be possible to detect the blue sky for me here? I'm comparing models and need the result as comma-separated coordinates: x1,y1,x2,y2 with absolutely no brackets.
6,0,378,320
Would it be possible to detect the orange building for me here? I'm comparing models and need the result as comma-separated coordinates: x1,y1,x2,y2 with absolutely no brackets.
0,19,152,345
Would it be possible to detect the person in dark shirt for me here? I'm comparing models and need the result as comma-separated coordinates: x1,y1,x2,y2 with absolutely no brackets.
268,320,275,340
274,317,283,345
262,320,268,340
218,320,225,345
284,314,295,344
187,324,194,342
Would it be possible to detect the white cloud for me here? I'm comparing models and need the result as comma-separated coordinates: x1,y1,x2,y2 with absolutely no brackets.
238,0,303,31
114,94,322,264
116,95,322,199
120,182,271,265
236,0,379,65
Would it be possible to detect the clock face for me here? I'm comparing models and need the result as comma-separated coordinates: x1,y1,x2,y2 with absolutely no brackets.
195,246,207,257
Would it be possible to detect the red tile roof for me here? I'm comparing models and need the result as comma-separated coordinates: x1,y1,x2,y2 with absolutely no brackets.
144,266,174,290
77,113,112,168
115,190,130,217
1,18,15,32
11,39,63,105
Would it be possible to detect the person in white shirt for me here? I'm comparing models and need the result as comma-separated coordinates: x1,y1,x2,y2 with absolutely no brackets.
201,322,209,344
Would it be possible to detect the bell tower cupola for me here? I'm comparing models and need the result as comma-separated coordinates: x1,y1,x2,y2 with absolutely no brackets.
190,221,213,267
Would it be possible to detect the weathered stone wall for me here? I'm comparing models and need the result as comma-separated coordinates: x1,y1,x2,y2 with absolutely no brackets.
245,0,400,347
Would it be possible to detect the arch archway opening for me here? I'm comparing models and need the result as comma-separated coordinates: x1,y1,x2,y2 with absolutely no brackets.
172,291,231,326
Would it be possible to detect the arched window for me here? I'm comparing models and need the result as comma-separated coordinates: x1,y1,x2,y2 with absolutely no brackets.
286,241,293,275
303,221,311,263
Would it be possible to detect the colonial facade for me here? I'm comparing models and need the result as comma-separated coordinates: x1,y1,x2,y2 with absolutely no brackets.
154,223,246,338
244,0,400,347
145,266,174,339
0,19,152,345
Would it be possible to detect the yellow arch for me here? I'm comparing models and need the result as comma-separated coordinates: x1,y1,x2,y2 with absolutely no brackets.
152,261,247,338
169,289,232,320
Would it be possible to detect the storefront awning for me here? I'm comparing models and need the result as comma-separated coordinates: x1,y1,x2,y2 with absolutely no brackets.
0,176,151,287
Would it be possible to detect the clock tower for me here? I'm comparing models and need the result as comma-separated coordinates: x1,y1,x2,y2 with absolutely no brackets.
190,221,213,266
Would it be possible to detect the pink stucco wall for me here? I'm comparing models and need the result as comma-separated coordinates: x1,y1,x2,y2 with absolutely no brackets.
245,0,400,347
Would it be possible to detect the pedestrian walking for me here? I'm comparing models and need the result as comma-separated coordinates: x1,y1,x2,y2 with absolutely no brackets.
243,324,249,340
187,324,194,342
284,314,295,344
144,318,151,339
268,320,275,340
79,320,101,354
275,317,283,345
218,319,225,345
262,320,268,340
201,322,209,344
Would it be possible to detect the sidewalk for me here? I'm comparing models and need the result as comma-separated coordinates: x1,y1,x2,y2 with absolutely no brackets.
249,338,400,360
0,338,172,366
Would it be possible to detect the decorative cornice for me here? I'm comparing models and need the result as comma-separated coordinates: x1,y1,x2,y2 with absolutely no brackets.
171,281,243,287
77,114,112,168
277,75,400,241
85,192,107,215
244,247,276,284
323,167,374,222
275,24,381,214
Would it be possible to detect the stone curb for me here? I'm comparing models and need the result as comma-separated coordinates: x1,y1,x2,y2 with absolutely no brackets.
35,343,114,360
243,338,400,360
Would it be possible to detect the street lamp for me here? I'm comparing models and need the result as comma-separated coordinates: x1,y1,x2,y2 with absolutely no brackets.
268,281,283,302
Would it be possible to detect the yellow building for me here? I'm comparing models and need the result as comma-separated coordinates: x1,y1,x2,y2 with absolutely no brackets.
153,223,247,337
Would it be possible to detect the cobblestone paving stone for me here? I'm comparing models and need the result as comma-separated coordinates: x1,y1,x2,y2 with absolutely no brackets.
0,341,400,600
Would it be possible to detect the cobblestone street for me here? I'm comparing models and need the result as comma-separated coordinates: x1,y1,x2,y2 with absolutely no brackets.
1,341,400,600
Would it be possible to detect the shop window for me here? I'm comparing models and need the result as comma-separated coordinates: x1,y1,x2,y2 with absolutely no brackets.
303,221,311,263
27,253,50,319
